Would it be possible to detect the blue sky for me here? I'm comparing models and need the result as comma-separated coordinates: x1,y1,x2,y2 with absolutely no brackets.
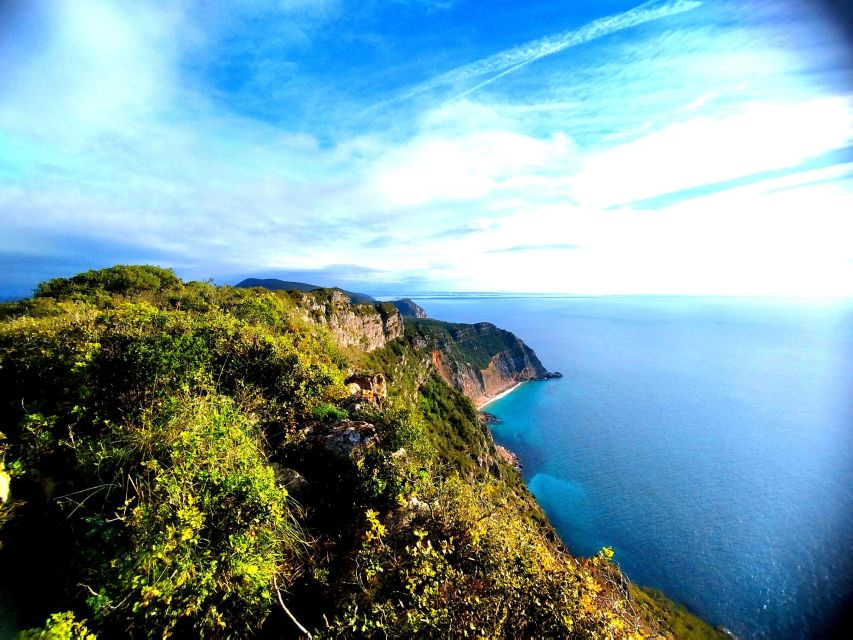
1,0,851,296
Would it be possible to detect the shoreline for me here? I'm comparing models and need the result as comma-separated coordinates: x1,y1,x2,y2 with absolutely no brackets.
478,381,526,409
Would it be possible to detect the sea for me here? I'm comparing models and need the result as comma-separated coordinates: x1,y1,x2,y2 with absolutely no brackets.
403,295,853,640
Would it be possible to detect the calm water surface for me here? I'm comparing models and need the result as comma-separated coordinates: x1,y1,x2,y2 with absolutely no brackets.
411,296,853,640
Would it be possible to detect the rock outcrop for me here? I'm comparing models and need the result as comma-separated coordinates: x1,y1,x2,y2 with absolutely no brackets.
320,420,377,461
494,445,521,470
292,290,551,406
296,290,403,351
344,373,388,410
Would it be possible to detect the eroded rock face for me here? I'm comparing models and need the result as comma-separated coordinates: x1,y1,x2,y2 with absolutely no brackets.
494,445,521,470
427,322,549,407
344,373,388,409
297,291,404,352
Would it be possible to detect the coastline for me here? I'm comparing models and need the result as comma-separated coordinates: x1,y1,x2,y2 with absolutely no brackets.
478,381,526,409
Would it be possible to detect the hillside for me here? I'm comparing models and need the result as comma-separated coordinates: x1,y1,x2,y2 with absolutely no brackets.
0,266,726,639
408,318,555,407
237,278,376,305
390,298,427,319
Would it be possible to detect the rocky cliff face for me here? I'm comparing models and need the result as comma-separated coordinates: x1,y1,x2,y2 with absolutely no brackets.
412,320,550,407
295,290,403,351
391,298,427,319
294,292,549,407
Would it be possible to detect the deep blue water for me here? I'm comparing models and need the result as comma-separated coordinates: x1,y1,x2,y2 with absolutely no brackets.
411,296,853,640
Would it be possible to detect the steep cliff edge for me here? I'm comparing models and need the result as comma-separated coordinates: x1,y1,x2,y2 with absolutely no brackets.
391,298,427,318
407,318,551,407
293,289,403,351
287,295,550,408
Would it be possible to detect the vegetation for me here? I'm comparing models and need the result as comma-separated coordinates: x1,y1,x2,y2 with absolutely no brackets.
236,278,376,305
0,265,726,638
407,318,543,371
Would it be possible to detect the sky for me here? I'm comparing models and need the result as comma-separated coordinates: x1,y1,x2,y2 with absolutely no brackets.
1,0,852,297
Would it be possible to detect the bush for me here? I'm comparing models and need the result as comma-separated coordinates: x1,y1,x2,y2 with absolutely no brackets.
89,397,303,638
36,265,181,300
19,612,96,640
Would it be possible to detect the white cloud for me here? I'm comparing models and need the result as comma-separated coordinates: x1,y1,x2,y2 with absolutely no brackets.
1,0,851,297
569,97,853,207
0,1,183,144
370,130,575,207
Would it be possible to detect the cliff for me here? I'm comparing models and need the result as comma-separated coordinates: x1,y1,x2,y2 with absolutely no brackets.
408,318,550,407
288,294,548,408
294,289,403,351
390,298,427,318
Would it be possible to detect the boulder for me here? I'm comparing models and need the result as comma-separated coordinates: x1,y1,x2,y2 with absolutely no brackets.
321,420,376,460
270,463,309,498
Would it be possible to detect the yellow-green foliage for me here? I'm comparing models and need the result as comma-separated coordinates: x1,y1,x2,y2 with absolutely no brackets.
0,269,346,637
19,612,96,640
630,587,728,640
92,397,303,638
323,474,646,639
0,266,724,639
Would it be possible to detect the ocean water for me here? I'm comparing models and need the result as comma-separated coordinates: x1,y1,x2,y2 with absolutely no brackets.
411,296,853,640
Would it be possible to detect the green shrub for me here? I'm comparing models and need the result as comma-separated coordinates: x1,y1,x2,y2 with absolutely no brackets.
19,611,96,640
89,396,302,638
313,402,349,422
36,265,181,300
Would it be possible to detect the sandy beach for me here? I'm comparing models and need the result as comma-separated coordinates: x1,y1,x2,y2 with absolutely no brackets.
478,381,526,410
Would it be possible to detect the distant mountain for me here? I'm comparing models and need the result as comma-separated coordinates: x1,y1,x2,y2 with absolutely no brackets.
235,278,377,304
391,298,427,319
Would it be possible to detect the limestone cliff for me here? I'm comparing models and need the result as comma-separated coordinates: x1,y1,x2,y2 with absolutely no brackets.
293,292,551,408
409,319,551,407
295,289,403,351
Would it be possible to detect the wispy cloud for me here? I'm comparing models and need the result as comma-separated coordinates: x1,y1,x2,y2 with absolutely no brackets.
486,243,580,254
394,0,703,103
569,97,853,208
1,0,851,296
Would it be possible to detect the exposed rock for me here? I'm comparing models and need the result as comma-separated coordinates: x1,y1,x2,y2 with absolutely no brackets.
411,320,550,407
495,445,522,470
296,291,403,352
480,412,502,425
430,340,545,408
344,373,387,409
270,463,308,498
321,420,376,460
388,493,432,530
346,373,387,400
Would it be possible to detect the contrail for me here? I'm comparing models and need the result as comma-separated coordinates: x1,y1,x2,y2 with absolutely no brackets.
394,0,702,104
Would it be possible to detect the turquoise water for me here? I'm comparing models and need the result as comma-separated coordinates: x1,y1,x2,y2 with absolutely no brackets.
412,296,853,640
